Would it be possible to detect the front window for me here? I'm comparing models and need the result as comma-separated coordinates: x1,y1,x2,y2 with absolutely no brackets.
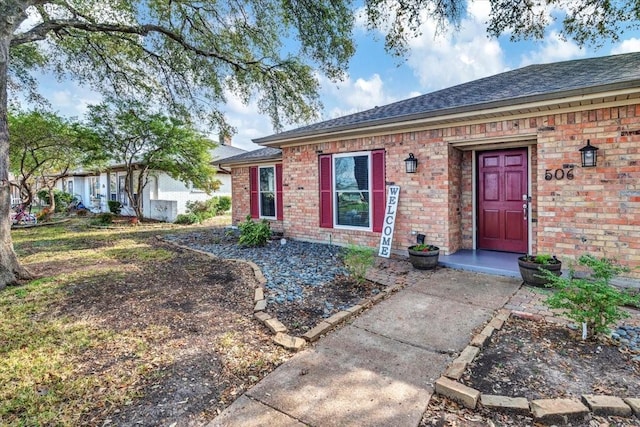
109,174,117,201
89,176,99,198
334,152,370,229
118,175,128,206
259,166,276,218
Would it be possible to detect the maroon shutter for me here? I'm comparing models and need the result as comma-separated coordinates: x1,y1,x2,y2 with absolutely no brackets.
276,164,283,221
371,149,386,232
249,166,259,219
319,154,333,228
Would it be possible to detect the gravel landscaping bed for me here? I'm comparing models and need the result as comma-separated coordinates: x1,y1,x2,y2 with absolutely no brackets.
164,228,385,335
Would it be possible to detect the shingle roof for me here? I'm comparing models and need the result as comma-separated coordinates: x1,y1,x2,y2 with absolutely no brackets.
211,144,246,162
255,52,640,145
217,147,282,165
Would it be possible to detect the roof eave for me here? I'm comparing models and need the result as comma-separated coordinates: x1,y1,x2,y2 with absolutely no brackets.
254,80,640,147
219,154,282,167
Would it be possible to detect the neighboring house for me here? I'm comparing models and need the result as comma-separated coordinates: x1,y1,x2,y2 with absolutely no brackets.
59,143,246,222
222,52,640,277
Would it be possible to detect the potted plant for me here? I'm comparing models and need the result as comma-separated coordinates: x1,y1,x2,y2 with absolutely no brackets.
517,253,562,287
408,243,440,270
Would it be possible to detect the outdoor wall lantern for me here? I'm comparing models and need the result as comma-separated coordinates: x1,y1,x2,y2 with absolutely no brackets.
579,140,599,167
404,153,418,173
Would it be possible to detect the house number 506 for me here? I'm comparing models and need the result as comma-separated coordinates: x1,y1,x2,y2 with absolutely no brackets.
545,167,574,181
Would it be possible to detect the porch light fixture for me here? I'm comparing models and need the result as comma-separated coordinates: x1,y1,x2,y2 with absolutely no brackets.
579,140,599,168
404,153,418,173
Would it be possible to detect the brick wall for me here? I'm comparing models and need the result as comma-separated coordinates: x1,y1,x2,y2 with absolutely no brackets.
231,102,640,276
535,106,640,272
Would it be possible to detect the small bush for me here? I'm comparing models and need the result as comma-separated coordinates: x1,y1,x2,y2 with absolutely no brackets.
107,200,123,215
91,213,115,226
37,189,74,212
185,196,232,222
238,216,271,247
36,207,52,222
174,213,200,225
216,196,231,214
542,254,640,338
343,244,375,284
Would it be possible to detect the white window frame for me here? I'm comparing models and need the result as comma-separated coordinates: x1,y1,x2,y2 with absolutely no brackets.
332,151,372,231
258,165,277,219
89,176,99,198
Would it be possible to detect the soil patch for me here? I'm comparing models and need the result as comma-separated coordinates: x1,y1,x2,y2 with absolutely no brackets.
464,316,640,399
266,275,383,335
421,315,640,427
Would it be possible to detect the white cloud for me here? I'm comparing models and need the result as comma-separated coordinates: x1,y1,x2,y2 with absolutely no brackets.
403,2,506,91
222,91,273,151
320,73,398,119
611,38,640,54
517,31,585,66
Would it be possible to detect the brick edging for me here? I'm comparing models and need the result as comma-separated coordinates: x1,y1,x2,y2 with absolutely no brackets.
435,309,640,423
158,237,403,351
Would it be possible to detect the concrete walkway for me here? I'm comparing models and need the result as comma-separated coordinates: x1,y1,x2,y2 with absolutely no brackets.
209,266,521,427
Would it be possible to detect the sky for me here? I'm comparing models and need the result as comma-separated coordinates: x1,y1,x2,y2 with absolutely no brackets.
18,1,640,152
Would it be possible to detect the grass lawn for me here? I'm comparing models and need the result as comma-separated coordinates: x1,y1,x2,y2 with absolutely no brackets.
1,216,287,426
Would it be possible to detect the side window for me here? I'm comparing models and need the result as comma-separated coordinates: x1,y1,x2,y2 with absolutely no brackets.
249,164,283,220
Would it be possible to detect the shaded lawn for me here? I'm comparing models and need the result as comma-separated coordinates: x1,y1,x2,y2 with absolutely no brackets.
2,218,289,426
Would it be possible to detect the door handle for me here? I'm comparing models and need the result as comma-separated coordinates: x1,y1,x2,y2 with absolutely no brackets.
523,203,528,221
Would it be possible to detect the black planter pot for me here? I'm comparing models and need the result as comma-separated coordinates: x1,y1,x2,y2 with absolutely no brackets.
517,256,562,287
408,246,440,270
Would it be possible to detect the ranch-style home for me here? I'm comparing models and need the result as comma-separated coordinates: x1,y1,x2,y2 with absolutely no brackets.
59,143,245,222
221,52,640,278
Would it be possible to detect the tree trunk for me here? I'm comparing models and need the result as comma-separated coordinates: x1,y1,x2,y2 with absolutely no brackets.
1,4,33,289
134,168,148,220
48,186,56,212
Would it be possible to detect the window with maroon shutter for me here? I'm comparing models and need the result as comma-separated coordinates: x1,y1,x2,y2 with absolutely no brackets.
276,164,283,221
371,149,386,232
250,164,282,220
319,155,333,228
319,150,385,230
249,166,259,219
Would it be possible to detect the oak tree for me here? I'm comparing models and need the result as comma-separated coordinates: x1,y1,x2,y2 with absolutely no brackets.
0,0,636,287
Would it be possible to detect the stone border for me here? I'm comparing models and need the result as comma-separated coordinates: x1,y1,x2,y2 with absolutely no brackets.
158,237,402,351
435,309,640,424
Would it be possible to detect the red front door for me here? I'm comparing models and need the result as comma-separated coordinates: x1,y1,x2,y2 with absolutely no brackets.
477,148,528,253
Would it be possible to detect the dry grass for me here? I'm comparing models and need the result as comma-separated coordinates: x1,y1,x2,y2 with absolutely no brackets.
2,216,287,426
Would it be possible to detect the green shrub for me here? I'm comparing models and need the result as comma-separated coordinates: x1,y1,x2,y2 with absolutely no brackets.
107,200,123,215
541,254,640,338
186,196,232,222
343,244,375,284
174,213,200,225
216,196,231,214
90,213,115,226
37,189,74,212
238,216,271,247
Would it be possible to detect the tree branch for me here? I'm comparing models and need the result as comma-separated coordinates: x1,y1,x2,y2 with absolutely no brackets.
10,19,265,72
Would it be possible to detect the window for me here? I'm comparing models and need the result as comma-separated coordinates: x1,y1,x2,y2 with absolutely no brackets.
319,150,386,231
259,166,276,218
109,174,117,201
118,175,127,206
250,164,283,220
89,176,99,198
334,153,370,228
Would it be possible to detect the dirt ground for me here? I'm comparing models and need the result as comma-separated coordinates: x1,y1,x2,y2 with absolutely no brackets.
420,316,640,426
12,221,640,426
